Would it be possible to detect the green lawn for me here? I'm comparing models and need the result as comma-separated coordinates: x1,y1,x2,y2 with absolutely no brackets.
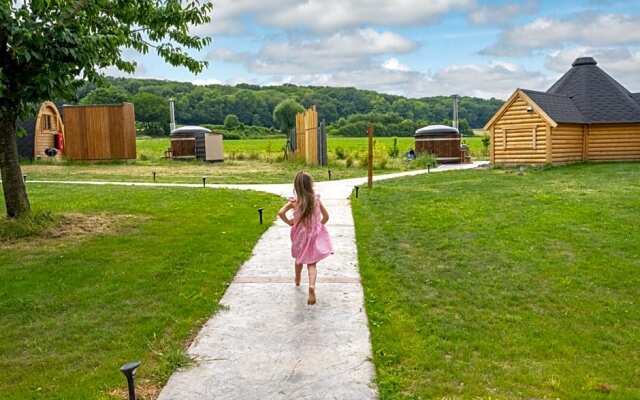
21,136,485,185
137,136,486,161
352,163,640,399
0,184,282,399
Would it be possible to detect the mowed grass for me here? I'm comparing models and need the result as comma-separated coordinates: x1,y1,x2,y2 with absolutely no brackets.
21,136,486,185
0,183,282,399
352,163,640,399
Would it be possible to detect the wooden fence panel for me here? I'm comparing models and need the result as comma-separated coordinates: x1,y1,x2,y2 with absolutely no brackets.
63,103,136,160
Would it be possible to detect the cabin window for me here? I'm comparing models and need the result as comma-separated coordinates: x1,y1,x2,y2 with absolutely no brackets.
42,115,55,131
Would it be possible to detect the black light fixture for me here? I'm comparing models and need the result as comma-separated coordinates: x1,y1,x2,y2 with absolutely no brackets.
328,169,332,180
258,208,264,224
120,360,141,400
355,186,359,198
152,171,156,183
202,176,207,188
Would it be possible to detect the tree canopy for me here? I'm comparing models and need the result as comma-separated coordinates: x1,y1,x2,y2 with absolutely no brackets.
272,99,304,134
78,77,503,132
0,0,212,217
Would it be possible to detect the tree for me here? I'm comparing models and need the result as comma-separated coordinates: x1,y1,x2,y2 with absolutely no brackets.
132,92,169,124
80,86,131,105
0,1,212,218
224,114,240,130
273,99,304,134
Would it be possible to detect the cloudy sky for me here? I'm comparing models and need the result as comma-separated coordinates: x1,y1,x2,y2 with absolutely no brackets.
118,0,640,99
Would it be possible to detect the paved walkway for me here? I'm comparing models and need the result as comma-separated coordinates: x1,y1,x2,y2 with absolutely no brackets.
25,163,486,399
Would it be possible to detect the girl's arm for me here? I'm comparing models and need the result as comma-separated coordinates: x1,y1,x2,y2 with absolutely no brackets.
319,200,329,225
278,201,295,226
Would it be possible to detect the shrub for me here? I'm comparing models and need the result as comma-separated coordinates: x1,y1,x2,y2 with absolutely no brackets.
388,137,400,158
345,156,354,168
411,153,437,169
334,146,347,160
222,131,242,140
224,114,241,130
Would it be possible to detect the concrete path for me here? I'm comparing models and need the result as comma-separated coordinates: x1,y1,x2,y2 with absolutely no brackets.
22,162,487,399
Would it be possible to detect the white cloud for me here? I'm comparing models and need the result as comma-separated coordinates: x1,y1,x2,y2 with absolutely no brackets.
382,58,410,72
483,12,640,56
196,0,473,35
210,29,417,75
545,47,640,91
469,0,538,25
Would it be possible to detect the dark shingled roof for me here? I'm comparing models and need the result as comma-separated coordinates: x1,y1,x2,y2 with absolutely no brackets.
539,57,640,124
521,89,586,124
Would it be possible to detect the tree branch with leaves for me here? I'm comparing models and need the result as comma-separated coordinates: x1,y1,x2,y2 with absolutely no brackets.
0,0,213,217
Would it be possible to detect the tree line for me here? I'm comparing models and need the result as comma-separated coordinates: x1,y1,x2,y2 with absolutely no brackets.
76,77,502,136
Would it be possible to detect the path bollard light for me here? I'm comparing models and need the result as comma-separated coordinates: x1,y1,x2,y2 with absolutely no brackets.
258,208,264,224
328,169,332,180
202,176,207,188
120,360,141,400
355,186,359,198
152,171,156,183
23,175,27,182
427,164,430,173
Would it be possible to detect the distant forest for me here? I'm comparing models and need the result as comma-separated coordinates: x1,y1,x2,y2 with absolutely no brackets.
74,77,503,137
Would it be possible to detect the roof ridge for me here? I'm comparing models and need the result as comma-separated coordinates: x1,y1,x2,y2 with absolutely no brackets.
523,89,570,98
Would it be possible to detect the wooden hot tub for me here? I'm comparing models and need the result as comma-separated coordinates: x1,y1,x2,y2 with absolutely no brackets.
414,125,466,163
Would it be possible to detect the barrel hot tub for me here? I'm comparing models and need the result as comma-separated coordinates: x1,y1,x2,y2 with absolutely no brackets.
414,125,465,164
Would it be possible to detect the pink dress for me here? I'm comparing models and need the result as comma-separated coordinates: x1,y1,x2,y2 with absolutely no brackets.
290,195,334,265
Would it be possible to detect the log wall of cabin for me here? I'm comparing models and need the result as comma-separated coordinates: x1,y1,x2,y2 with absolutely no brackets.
587,124,640,161
551,124,584,163
492,95,548,164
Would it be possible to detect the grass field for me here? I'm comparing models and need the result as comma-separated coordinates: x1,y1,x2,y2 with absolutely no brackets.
136,136,486,161
20,136,487,185
352,163,640,399
0,184,282,399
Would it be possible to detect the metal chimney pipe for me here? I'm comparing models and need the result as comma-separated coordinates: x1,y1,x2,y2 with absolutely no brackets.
169,98,176,132
452,95,460,131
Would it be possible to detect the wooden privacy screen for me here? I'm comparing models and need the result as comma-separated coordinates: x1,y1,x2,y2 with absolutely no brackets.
291,106,328,166
63,103,136,160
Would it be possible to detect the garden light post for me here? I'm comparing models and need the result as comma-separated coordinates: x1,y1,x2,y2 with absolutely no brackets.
202,176,207,188
120,360,141,400
328,169,332,180
152,171,156,183
355,186,359,198
258,208,264,224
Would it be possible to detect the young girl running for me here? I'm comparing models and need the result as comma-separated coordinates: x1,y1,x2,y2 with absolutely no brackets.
278,171,333,305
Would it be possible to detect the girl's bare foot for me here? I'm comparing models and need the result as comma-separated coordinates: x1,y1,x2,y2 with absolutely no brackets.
307,287,316,305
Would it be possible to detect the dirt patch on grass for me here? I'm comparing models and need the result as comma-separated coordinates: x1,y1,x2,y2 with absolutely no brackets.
108,379,161,400
0,213,141,250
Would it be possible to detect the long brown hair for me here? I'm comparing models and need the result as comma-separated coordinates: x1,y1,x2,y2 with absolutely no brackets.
293,171,315,224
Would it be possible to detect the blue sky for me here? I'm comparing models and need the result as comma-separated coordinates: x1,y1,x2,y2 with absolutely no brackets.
114,0,640,99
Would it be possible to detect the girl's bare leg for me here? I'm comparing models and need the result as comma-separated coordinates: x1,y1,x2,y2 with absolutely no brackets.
307,263,317,305
294,263,303,286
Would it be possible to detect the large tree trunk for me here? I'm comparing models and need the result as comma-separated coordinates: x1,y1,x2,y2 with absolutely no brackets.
0,112,31,218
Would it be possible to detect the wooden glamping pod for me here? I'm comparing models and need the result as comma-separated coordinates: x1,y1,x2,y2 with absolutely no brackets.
414,125,469,163
63,103,136,160
484,57,640,165
17,101,66,161
169,126,224,162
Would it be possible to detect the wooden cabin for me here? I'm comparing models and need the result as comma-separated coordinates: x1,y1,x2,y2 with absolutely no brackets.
63,103,136,161
484,57,640,165
414,125,470,163
169,126,224,162
17,101,66,161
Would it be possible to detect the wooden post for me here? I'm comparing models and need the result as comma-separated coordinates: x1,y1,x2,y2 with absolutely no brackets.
367,125,373,189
